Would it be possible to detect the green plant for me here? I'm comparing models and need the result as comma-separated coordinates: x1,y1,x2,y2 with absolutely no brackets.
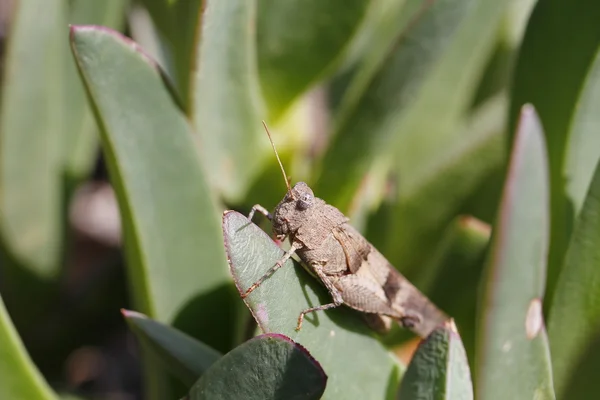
1,0,600,399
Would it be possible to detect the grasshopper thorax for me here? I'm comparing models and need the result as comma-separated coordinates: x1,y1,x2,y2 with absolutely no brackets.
272,182,315,239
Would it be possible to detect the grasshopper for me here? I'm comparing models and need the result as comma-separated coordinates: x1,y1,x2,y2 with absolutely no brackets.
243,122,448,338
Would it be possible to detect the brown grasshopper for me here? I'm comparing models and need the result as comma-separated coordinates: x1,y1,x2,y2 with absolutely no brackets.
243,122,448,338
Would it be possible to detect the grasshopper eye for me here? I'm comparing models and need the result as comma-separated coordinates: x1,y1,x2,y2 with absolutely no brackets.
297,192,313,210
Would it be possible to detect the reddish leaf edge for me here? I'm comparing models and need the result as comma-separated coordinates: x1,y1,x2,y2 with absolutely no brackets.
69,24,185,110
222,210,281,334
252,332,328,384
69,25,159,69
120,309,327,383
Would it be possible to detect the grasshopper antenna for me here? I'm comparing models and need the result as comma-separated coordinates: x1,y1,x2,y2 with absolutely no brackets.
262,121,292,194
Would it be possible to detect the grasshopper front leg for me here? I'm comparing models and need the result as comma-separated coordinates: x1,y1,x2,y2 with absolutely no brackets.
241,238,302,299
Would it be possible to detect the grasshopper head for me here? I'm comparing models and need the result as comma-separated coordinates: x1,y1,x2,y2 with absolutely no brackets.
272,182,315,239
258,121,316,239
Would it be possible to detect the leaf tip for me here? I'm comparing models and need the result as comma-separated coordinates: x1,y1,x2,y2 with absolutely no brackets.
445,318,459,334
515,103,543,144
68,24,77,39
69,24,94,48
121,308,147,320
69,24,113,39
459,215,491,236
520,103,536,118
69,24,159,70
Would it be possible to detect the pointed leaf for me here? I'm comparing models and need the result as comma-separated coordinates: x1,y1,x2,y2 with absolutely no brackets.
223,211,402,400
475,105,555,400
191,0,265,202
123,309,222,386
509,0,600,307
0,295,57,400
70,26,234,351
548,159,600,398
187,333,326,400
0,0,66,276
563,49,600,219
397,321,473,400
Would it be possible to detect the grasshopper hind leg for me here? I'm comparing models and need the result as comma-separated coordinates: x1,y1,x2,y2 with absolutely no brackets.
296,264,344,331
296,301,342,331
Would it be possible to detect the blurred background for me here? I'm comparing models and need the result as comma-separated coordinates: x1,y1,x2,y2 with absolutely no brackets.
1,1,140,398
2,0,600,399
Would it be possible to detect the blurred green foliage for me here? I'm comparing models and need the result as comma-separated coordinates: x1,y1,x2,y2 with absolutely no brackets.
1,0,600,399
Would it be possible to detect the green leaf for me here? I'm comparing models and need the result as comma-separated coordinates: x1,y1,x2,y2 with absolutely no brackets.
397,321,473,400
223,211,403,400
509,0,600,309
123,309,222,387
548,159,600,398
63,0,128,179
0,295,57,400
138,0,203,108
256,0,369,118
315,0,509,211
384,95,505,274
414,216,491,366
191,0,266,202
187,333,326,400
563,49,600,220
0,0,67,277
554,337,600,400
70,26,235,352
474,105,555,400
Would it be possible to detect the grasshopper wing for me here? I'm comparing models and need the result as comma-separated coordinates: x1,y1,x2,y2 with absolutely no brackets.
333,225,448,337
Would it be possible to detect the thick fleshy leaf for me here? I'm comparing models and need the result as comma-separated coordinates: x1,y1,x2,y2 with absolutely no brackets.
509,0,600,306
563,50,600,219
123,310,222,386
191,0,265,202
0,0,66,277
70,26,235,352
256,0,369,118
223,211,403,399
0,295,57,400
186,333,326,400
397,321,473,400
315,0,509,211
475,105,555,400
64,0,128,179
548,159,600,398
